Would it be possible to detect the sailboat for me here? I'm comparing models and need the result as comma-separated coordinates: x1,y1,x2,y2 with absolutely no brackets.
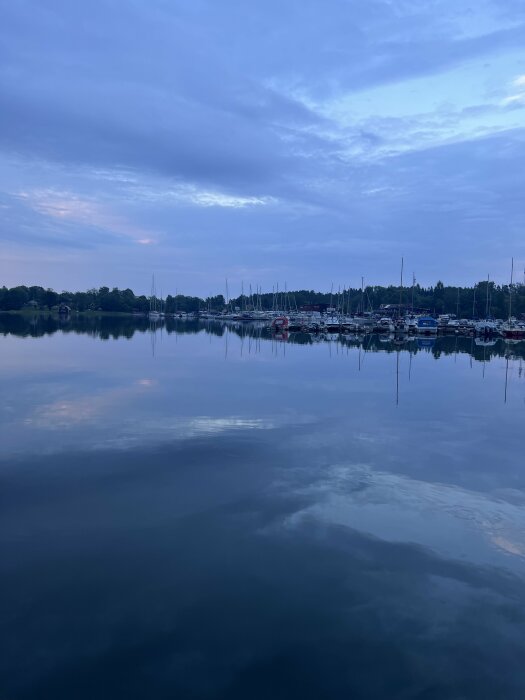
394,257,408,333
149,275,161,320
474,274,498,336
500,259,525,339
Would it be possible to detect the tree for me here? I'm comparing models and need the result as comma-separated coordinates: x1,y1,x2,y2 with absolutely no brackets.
44,288,59,308
7,286,29,310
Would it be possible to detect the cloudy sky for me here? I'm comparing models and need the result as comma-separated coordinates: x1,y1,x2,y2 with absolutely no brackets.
1,0,524,296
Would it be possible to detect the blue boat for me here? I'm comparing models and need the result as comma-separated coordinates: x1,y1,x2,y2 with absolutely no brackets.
416,316,438,334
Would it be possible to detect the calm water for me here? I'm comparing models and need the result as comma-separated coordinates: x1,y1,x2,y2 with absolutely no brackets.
2,314,525,699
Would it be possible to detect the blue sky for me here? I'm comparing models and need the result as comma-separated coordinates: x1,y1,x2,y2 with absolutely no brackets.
1,0,524,295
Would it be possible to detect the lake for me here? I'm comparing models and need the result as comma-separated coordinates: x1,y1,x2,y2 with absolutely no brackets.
2,314,525,699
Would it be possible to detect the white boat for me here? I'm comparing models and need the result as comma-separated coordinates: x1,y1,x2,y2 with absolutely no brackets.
377,318,395,333
474,320,499,335
404,316,418,332
438,314,452,327
322,315,346,331
149,274,162,320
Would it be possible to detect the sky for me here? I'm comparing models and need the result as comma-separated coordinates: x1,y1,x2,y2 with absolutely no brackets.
1,0,524,296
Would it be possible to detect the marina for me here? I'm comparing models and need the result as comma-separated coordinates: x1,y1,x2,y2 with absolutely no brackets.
161,309,525,340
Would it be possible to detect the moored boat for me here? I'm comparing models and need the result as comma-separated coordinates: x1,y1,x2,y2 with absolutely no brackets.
500,320,525,340
416,316,438,334
271,315,289,330
474,320,499,336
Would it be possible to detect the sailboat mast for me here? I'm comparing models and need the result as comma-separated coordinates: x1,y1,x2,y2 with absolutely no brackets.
399,257,404,318
509,257,514,321
151,273,157,312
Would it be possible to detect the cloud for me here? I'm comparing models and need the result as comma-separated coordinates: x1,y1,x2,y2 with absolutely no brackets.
14,189,158,245
174,189,275,209
501,73,525,105
1,0,525,291
125,183,277,209
1,1,521,196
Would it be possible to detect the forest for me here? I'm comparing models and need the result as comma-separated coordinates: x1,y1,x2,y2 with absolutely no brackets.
1,281,524,319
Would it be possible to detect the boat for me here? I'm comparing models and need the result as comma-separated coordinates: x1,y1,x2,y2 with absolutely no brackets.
322,315,345,332
416,316,438,334
501,259,525,339
501,320,525,340
474,320,499,336
149,274,161,320
404,316,419,332
377,317,395,333
394,257,408,334
393,319,408,334
438,314,452,327
271,316,289,330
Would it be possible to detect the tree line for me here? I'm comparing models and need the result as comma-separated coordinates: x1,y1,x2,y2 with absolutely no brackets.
0,285,211,314
1,281,524,318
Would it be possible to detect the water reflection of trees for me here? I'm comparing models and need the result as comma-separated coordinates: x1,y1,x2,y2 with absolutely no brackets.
1,313,524,361
0,314,208,339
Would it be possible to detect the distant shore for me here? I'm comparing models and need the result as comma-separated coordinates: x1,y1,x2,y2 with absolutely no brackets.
1,281,524,319
0,309,139,318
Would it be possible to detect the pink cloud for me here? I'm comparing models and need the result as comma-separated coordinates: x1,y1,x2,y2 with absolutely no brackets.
16,188,158,245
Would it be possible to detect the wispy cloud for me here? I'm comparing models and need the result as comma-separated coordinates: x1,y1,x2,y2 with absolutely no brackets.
123,183,277,209
15,188,158,245
501,73,525,105
177,189,275,209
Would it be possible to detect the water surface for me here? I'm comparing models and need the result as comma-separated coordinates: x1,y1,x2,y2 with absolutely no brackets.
2,314,525,699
